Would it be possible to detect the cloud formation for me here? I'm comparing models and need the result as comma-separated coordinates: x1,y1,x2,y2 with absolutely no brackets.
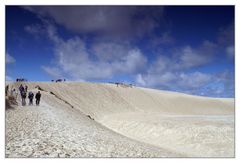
22,6,234,97
24,20,233,97
134,38,232,97
24,6,164,39
136,70,233,97
38,23,147,80
41,66,62,79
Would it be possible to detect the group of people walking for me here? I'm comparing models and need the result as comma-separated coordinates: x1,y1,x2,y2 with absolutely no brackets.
19,84,41,106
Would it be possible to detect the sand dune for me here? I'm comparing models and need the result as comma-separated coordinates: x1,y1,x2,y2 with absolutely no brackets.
6,82,234,157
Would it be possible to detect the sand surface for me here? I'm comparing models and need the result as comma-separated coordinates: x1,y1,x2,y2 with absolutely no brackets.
6,82,234,157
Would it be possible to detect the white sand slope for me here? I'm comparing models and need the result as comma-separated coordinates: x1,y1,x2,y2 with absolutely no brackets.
6,82,234,157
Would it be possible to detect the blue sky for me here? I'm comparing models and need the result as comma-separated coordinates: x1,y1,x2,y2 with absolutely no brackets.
6,6,234,97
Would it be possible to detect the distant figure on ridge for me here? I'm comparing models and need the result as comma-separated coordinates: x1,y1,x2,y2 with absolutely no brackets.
56,79,62,82
35,91,41,106
28,91,34,105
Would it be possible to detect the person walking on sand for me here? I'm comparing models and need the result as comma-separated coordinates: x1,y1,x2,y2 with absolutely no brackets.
19,84,24,94
19,84,25,105
21,91,27,106
35,91,41,106
25,85,28,93
28,91,34,105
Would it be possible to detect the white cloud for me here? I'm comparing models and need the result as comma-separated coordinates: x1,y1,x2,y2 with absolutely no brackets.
147,72,176,88
6,53,15,64
179,46,207,68
137,71,211,90
112,49,147,74
147,55,171,74
24,24,44,36
40,23,147,80
200,70,234,97
150,32,175,46
41,66,62,79
136,74,146,86
136,69,234,97
178,41,217,69
178,72,211,88
134,39,218,93
92,42,130,61
142,40,217,76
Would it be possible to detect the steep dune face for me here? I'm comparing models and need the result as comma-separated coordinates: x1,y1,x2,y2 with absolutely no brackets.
7,82,234,157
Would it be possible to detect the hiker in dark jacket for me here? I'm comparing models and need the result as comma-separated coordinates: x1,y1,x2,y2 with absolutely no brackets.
35,91,41,106
21,91,27,106
28,91,34,105
19,84,24,94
